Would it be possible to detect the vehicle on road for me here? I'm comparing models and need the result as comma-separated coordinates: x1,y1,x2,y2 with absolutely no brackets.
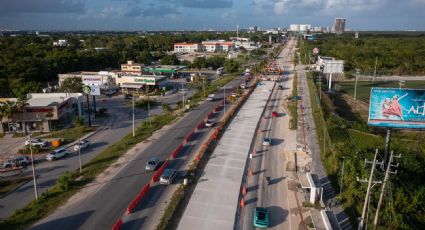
254,207,269,228
160,169,177,185
2,156,30,168
145,157,160,171
179,88,188,92
205,120,214,127
73,140,90,151
271,111,278,117
240,83,246,89
206,94,216,101
25,139,48,147
46,148,69,161
262,137,271,146
278,85,284,90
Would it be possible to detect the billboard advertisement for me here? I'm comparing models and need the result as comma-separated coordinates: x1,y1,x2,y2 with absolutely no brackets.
368,88,425,129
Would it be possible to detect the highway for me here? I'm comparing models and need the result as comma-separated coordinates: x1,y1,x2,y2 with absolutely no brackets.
29,76,245,229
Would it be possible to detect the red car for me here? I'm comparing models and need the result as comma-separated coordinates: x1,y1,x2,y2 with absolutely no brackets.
271,111,278,117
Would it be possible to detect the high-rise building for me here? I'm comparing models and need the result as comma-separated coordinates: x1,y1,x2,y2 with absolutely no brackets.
334,18,346,35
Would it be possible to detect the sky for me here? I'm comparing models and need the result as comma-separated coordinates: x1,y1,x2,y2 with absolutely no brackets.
0,0,425,31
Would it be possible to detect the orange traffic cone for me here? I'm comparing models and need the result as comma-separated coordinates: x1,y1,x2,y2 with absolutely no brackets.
242,185,247,196
240,198,245,208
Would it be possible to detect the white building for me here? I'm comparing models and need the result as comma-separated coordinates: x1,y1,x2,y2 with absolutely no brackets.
289,24,311,32
201,40,235,52
53,39,68,47
174,43,202,53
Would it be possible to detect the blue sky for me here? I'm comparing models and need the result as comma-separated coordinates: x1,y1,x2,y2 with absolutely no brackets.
1,0,425,30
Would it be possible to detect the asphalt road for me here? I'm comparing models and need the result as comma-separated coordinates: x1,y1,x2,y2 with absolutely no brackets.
0,95,152,219
29,76,244,230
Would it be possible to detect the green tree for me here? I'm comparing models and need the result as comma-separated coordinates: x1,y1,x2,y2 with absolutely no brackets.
224,59,240,73
0,100,17,134
160,54,180,65
58,77,83,93
136,50,154,65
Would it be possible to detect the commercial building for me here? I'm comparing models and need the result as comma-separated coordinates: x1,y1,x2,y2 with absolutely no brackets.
53,39,68,47
174,43,202,53
201,40,235,52
121,60,143,73
0,93,84,133
333,18,346,35
289,24,311,33
58,71,118,93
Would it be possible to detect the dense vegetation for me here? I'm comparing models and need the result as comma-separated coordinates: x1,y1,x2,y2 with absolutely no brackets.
0,32,274,98
300,33,425,75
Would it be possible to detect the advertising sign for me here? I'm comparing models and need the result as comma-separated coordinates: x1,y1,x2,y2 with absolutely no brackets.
368,88,425,129
323,60,344,74
82,75,103,85
82,85,100,96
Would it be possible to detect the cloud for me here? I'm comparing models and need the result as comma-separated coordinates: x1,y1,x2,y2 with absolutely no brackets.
124,5,181,17
161,0,233,9
0,0,85,15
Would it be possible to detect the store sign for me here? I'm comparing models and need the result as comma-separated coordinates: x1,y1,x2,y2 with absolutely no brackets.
368,88,425,129
133,77,156,85
82,76,103,85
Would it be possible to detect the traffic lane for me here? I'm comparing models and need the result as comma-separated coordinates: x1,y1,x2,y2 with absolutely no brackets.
122,125,216,230
30,98,222,229
0,109,147,219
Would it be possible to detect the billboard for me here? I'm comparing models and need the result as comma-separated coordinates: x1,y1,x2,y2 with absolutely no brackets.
368,88,425,129
323,60,344,74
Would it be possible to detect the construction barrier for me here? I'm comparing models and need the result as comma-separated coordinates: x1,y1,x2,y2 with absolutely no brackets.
197,120,205,129
151,160,169,183
171,144,184,158
112,218,123,230
126,183,151,214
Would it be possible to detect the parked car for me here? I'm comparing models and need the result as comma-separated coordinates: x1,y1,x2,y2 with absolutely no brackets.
46,148,69,161
240,83,246,89
254,207,270,228
2,156,30,168
145,157,160,171
73,140,90,151
205,120,214,127
25,139,48,147
262,137,271,146
160,169,177,185
278,85,284,90
206,94,216,101
271,111,279,117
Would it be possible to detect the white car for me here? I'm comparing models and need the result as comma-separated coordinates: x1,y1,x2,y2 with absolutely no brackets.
205,120,214,127
25,139,48,147
3,156,30,168
73,140,90,151
46,148,69,161
206,94,216,101
263,137,271,146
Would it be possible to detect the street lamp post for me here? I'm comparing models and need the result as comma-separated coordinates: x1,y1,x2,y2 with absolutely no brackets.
78,138,82,174
28,135,38,201
354,69,359,101
132,92,135,137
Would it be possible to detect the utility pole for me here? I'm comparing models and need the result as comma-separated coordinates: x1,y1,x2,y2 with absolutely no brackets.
132,92,135,137
354,69,359,100
358,149,382,230
373,151,400,226
202,76,206,97
146,85,151,127
78,137,82,174
182,82,185,110
28,135,38,201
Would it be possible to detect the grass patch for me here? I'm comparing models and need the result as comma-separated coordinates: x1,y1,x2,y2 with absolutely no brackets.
334,80,425,103
288,72,298,129
42,126,95,145
0,113,176,230
0,177,32,197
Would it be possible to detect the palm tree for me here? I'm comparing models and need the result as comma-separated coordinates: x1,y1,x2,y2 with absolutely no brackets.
0,100,17,134
16,98,29,134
